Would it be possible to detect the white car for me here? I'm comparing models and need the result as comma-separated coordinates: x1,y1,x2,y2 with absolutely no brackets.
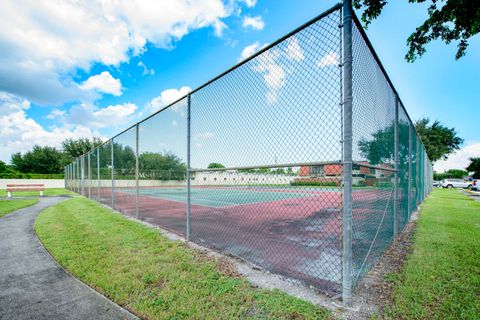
441,179,472,189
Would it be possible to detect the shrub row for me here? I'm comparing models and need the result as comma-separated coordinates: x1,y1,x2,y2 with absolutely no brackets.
290,181,338,187
0,173,64,179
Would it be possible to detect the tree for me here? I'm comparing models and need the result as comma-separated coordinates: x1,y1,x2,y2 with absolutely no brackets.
466,157,480,179
358,121,410,166
414,118,463,162
207,163,225,169
434,169,468,180
112,142,136,178
353,0,480,61
139,152,186,180
0,160,7,173
62,137,103,160
11,145,64,174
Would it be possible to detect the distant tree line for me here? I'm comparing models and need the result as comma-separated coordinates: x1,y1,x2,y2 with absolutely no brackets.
2,138,187,181
0,138,104,178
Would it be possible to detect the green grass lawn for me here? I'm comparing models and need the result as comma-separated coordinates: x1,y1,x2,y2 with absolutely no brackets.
35,197,331,320
385,189,480,319
0,188,75,198
0,199,39,218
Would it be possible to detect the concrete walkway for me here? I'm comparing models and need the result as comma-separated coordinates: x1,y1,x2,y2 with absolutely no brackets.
0,197,137,320
463,189,480,202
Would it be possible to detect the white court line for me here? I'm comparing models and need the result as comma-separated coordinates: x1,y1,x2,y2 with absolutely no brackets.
134,188,316,209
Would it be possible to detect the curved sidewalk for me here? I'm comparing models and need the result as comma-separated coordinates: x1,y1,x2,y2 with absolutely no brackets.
0,197,137,320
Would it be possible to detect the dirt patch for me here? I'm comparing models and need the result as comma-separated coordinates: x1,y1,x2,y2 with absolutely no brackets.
190,246,242,278
351,212,418,319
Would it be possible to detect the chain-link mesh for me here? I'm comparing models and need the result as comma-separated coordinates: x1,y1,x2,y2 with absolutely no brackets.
397,104,411,231
112,126,137,217
63,4,433,299
98,141,112,206
137,97,188,236
189,8,343,293
89,149,99,201
351,19,397,282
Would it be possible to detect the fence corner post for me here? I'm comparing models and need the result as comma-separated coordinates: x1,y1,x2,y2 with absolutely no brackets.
186,94,191,241
408,124,412,218
136,123,140,218
111,140,115,209
393,95,399,239
342,0,353,306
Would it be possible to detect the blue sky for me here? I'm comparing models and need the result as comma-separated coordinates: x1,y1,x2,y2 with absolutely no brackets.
0,0,478,172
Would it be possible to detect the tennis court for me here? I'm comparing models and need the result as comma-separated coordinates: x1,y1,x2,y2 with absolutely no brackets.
133,185,327,207
109,184,344,294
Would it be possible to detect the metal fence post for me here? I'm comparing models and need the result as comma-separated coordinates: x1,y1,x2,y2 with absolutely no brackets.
186,94,192,241
88,152,91,198
73,162,75,193
135,123,140,218
97,147,100,200
407,125,412,218
81,155,85,196
393,95,399,238
342,0,353,306
111,141,115,209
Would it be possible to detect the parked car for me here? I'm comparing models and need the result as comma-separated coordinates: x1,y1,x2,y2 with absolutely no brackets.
441,179,472,189
472,179,480,191
433,180,441,188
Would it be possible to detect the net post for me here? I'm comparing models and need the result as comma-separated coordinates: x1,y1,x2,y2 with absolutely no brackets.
186,94,191,241
135,123,140,219
393,95,399,239
342,0,353,306
111,140,115,209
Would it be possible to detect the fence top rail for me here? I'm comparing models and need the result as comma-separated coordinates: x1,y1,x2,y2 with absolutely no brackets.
352,161,397,173
190,160,342,173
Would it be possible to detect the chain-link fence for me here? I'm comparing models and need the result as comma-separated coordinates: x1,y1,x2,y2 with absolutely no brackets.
64,2,432,303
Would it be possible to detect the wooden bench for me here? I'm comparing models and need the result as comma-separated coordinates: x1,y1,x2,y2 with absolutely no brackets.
6,184,45,198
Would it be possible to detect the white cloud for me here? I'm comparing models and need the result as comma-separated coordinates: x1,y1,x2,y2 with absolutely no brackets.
252,37,305,105
285,38,304,62
238,41,268,62
146,86,192,115
137,61,155,76
240,0,257,7
434,142,480,173
65,102,138,129
46,109,66,120
0,92,99,162
194,132,215,141
317,52,339,67
242,16,265,30
80,71,123,96
0,0,234,105
254,49,285,104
